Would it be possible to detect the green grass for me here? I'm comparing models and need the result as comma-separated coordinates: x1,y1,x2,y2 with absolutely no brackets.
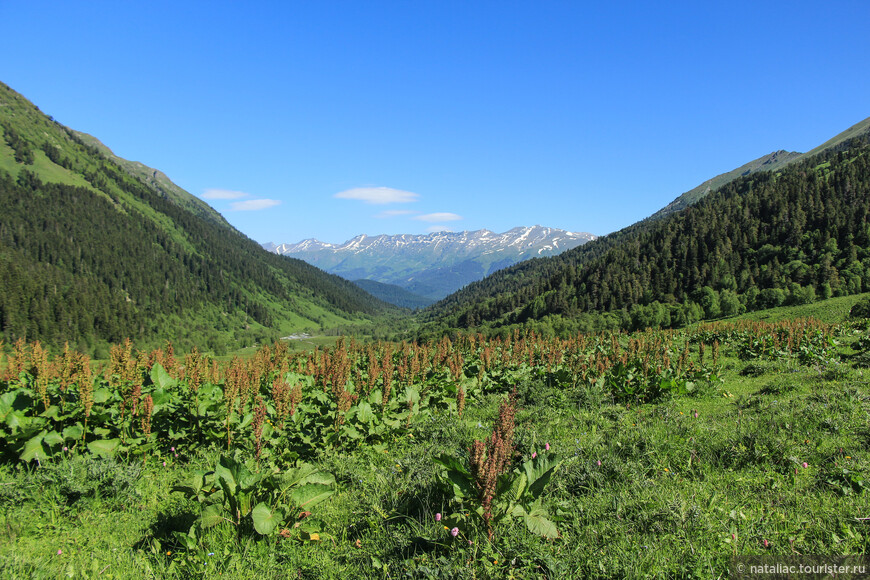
730,293,868,324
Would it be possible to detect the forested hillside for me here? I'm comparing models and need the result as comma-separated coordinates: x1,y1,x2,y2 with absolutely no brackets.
0,82,393,352
421,131,870,337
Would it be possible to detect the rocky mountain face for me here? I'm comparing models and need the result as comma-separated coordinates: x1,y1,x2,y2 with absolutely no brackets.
265,226,596,301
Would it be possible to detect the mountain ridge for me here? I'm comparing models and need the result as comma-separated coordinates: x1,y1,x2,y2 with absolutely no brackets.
265,226,596,300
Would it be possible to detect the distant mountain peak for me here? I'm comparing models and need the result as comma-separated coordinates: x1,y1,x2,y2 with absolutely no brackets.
265,226,596,301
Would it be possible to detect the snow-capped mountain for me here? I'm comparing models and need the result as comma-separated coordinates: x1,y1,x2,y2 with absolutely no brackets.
263,226,596,301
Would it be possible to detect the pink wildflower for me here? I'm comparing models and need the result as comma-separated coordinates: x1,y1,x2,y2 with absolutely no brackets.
57,549,62,555
531,452,537,459
597,460,601,466
435,513,442,522
763,539,769,548
545,443,550,451
450,527,459,537
802,462,809,469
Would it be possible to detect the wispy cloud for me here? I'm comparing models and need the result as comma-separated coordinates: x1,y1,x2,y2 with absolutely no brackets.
375,209,418,218
202,188,249,200
413,212,463,222
230,199,281,211
334,187,420,204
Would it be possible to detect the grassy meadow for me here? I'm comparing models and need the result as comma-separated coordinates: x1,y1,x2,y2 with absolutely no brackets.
1,298,869,578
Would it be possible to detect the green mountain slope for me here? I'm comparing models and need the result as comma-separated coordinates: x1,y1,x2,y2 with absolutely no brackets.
648,116,870,222
421,120,870,337
71,130,233,229
0,81,393,352
647,150,801,221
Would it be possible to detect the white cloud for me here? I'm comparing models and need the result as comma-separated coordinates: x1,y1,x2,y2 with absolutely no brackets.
334,187,420,204
374,209,418,218
202,188,249,200
413,212,463,222
229,199,281,211
425,225,454,233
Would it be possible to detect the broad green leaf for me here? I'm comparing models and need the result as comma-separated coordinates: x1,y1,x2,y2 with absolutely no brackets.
92,388,112,404
402,386,420,407
356,402,374,423
505,472,528,503
238,469,260,492
200,504,227,528
252,502,281,535
523,508,559,539
238,491,253,517
289,483,334,509
433,454,470,475
40,405,61,420
341,424,362,440
0,391,15,415
214,458,238,496
189,470,208,494
237,412,253,430
5,409,27,432
523,454,562,499
150,363,177,390
43,430,64,446
150,387,172,407
297,471,335,487
20,433,46,462
281,463,320,488
87,438,121,458
62,424,84,440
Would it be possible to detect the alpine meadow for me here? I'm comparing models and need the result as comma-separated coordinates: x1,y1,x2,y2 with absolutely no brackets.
3,64,870,580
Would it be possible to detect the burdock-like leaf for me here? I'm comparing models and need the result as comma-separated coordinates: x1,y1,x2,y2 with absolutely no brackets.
200,504,228,528
252,502,282,535
523,504,559,539
505,472,528,503
150,363,177,390
20,433,46,461
523,454,562,499
87,438,121,458
289,483,334,509
215,456,239,495
62,424,83,441
356,402,374,423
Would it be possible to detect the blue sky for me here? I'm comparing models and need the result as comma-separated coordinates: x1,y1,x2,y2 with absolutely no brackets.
3,1,869,244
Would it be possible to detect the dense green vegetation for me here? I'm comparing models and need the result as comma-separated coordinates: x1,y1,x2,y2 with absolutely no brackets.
0,82,395,353
2,298,869,577
421,131,870,339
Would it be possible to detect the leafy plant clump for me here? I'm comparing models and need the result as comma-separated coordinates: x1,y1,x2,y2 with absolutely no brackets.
172,453,335,541
434,394,563,542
